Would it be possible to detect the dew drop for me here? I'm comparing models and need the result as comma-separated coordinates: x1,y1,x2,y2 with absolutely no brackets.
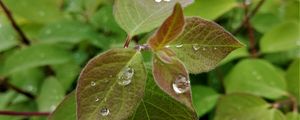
165,45,170,48
100,108,110,116
155,0,162,2
164,0,171,2
214,47,217,50
95,97,100,102
192,44,200,51
202,47,206,51
172,75,190,94
118,67,134,86
91,81,96,86
176,44,183,48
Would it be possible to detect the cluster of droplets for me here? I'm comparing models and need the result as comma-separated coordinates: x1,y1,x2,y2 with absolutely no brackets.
118,67,135,86
172,75,190,94
155,0,171,3
174,44,218,51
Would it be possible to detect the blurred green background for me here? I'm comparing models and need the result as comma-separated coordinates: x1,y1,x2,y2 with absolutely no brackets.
0,0,299,120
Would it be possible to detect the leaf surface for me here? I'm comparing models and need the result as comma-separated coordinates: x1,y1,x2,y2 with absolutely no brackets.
48,91,76,120
76,48,147,120
169,17,243,73
286,58,300,104
114,0,193,36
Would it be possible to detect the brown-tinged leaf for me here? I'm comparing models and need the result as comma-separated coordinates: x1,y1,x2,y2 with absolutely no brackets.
76,48,147,120
152,52,193,109
148,3,185,50
169,17,243,74
113,0,193,36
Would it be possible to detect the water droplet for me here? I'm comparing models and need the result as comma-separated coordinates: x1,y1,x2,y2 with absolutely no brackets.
214,47,217,50
100,108,110,116
172,75,190,94
202,47,206,51
164,0,171,2
192,44,200,51
165,45,170,48
95,97,100,102
91,81,96,86
155,0,162,2
176,44,183,48
118,67,134,86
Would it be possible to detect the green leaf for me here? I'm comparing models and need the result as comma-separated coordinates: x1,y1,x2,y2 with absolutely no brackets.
148,3,185,50
214,93,285,120
219,47,249,65
76,48,147,120
282,0,300,22
129,72,197,120
169,17,243,74
37,21,99,44
37,77,65,112
2,44,73,76
48,91,76,120
251,13,281,33
260,21,300,53
113,0,193,36
184,0,237,20
286,112,300,120
3,0,63,23
224,59,288,99
152,54,193,109
0,24,19,53
286,58,300,104
191,85,219,117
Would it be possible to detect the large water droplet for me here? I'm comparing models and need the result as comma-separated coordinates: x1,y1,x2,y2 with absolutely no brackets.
172,75,190,94
91,81,96,86
100,108,110,116
176,44,183,48
118,67,134,86
192,44,200,51
155,0,162,2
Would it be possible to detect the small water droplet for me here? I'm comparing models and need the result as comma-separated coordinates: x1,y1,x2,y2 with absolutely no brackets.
164,0,171,2
214,47,217,50
192,44,200,51
155,0,162,2
176,44,183,48
118,67,134,86
100,108,110,116
172,75,190,94
165,45,170,48
202,47,206,51
91,81,96,86
95,97,100,102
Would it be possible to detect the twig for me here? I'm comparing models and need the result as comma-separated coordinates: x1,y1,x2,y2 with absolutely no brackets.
123,35,132,48
0,0,30,45
271,95,298,112
233,0,266,35
0,111,50,116
0,78,35,99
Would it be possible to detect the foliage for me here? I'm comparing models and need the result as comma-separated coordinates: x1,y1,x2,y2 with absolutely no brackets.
0,0,299,120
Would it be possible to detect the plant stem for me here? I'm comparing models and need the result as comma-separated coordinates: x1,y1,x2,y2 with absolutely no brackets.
0,0,31,45
0,77,35,99
0,111,50,116
233,0,266,35
123,35,132,48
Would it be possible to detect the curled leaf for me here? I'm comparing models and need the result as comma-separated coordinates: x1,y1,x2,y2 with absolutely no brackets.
76,48,147,120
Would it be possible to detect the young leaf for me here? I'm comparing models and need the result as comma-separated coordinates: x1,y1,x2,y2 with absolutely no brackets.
215,93,286,120
113,0,193,36
76,48,147,120
2,44,73,76
286,58,300,104
148,3,185,50
129,72,197,120
48,91,76,120
152,54,193,109
168,17,243,74
224,59,288,99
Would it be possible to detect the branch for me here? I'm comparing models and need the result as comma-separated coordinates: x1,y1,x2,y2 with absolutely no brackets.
233,0,266,35
0,77,35,99
0,111,50,116
123,35,132,48
0,0,31,45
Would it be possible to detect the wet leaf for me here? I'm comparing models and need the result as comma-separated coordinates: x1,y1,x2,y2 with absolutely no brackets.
113,0,193,36
129,72,197,120
152,54,193,109
48,91,76,120
215,93,285,120
169,17,243,73
286,58,300,104
76,48,147,120
148,3,185,50
224,59,288,99
2,44,73,76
